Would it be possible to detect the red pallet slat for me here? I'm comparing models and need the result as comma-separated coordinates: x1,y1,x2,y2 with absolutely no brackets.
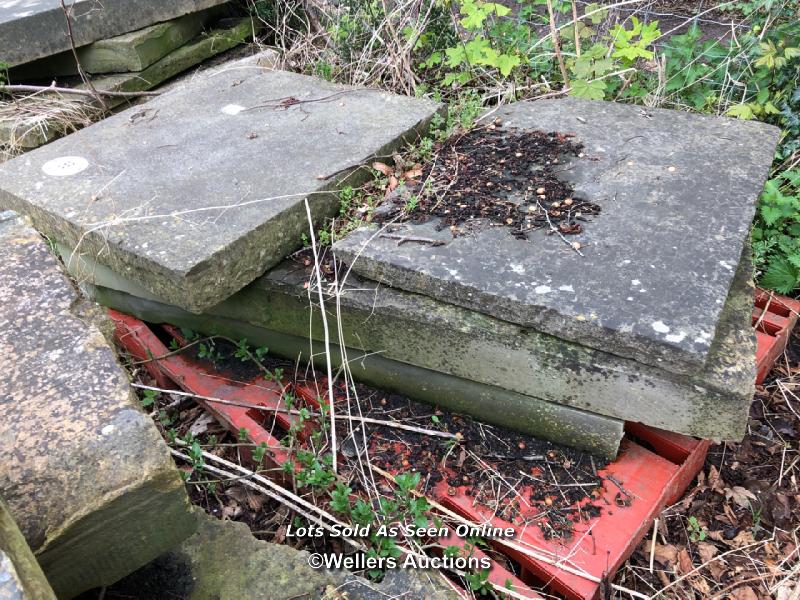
753,288,800,384
110,310,293,470
109,312,711,599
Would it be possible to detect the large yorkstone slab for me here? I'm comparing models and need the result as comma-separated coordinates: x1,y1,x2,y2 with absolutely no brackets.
0,215,195,598
63,234,753,443
334,98,779,374
0,69,440,312
0,0,228,67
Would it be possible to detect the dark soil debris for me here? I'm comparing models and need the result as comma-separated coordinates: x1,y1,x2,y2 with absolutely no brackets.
379,123,601,240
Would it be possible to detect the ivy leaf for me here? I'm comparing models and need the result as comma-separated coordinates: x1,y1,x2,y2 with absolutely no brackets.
570,78,607,100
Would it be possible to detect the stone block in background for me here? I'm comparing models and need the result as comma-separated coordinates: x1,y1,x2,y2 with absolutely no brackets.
0,18,262,156
0,214,196,598
0,0,230,68
8,6,229,79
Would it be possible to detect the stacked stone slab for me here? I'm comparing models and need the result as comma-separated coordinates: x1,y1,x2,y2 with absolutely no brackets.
332,99,780,440
0,67,441,309
0,214,196,598
0,0,229,67
0,62,779,456
1,3,257,155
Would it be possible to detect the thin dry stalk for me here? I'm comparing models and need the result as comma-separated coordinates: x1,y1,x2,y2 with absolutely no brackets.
304,198,338,473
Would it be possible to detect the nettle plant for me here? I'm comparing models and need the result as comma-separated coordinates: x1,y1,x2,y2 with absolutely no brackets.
752,170,800,294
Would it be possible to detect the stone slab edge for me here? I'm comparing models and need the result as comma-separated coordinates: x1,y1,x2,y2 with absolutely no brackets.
0,0,230,67
0,497,56,600
73,268,624,458
59,232,753,441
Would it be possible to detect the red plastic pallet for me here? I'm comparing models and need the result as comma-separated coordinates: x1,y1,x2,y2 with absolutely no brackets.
753,288,800,384
109,311,709,599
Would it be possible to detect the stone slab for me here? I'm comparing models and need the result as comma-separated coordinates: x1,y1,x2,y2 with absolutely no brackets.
86,509,460,599
0,19,261,156
0,497,55,600
0,69,441,312
62,232,753,442
61,244,624,457
0,0,229,67
0,215,196,598
334,98,779,375
9,6,226,79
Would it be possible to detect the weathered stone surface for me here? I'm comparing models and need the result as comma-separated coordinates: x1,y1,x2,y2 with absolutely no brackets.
0,0,229,67
61,244,625,457
90,509,461,599
0,215,196,598
0,497,55,600
0,19,262,155
64,233,753,442
0,69,441,312
9,6,226,78
334,98,779,375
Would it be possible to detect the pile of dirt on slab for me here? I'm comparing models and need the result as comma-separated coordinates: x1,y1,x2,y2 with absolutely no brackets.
378,122,601,240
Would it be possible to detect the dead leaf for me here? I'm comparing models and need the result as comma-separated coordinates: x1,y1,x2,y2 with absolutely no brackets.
189,413,215,436
775,582,798,600
727,530,756,549
652,543,678,567
387,175,399,193
403,168,423,180
696,541,718,563
688,575,711,596
678,548,693,575
372,161,393,176
730,585,759,600
708,465,725,493
707,561,726,582
726,485,758,509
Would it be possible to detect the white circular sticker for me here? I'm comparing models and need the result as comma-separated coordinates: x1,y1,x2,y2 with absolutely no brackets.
41,156,89,177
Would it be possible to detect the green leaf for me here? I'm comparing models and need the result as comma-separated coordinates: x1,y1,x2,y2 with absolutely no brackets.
494,53,521,76
726,103,755,120
760,204,783,226
570,78,607,100
761,257,799,294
